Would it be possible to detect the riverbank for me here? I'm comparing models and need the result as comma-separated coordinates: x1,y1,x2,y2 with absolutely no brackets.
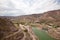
32,27,56,40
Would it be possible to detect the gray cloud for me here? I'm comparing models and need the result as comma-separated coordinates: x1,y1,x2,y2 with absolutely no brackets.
0,0,60,16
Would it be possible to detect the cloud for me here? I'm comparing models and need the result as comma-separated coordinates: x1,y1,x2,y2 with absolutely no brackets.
54,0,60,4
0,0,60,16
0,9,25,16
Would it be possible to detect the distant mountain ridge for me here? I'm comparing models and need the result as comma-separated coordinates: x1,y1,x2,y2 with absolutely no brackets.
0,9,60,25
0,9,60,40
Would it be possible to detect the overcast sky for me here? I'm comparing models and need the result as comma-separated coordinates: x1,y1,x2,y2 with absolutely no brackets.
0,0,60,16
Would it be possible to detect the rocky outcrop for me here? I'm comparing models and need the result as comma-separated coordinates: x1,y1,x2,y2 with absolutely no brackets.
47,27,60,40
0,18,39,40
41,24,60,40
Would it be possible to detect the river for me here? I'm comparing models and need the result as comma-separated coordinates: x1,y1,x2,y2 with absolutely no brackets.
32,27,56,40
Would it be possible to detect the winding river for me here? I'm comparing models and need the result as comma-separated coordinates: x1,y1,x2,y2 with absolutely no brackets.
32,27,56,40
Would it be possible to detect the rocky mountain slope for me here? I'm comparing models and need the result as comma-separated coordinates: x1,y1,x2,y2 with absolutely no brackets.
0,9,60,40
0,10,60,25
0,18,38,40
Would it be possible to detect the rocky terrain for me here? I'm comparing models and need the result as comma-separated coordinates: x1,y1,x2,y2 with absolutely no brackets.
37,10,60,40
0,17,38,40
0,9,60,40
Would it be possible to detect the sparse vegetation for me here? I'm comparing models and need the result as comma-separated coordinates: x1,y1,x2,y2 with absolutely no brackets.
52,25,60,28
0,10,60,40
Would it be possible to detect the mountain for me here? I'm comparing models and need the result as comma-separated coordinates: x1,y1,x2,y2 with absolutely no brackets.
39,10,60,26
0,9,60,40
0,9,60,25
0,16,38,40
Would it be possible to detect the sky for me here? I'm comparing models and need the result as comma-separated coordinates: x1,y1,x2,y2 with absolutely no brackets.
0,0,60,16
